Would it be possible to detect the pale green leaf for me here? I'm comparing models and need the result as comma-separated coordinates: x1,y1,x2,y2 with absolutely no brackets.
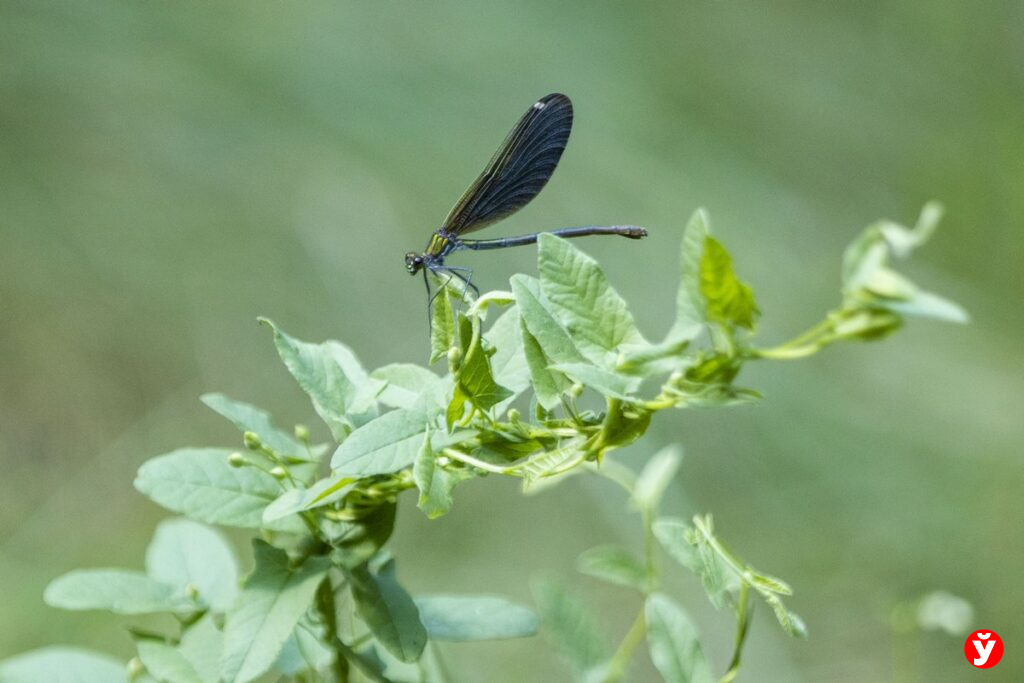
262,474,355,524
44,569,193,615
576,545,647,590
145,518,239,611
220,541,330,683
616,333,696,376
349,559,427,663
413,432,473,519
644,593,713,683
487,306,531,397
370,363,444,410
533,579,610,678
135,640,202,683
134,448,303,533
676,208,711,330
178,615,223,683
260,318,382,440
415,595,539,641
537,234,644,365
511,274,587,367
520,439,586,488
652,517,700,572
632,446,683,511
200,393,308,461
274,616,334,676
519,317,565,411
0,647,126,683
330,408,475,476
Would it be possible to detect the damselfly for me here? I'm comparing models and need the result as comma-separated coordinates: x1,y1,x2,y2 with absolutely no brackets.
404,93,647,304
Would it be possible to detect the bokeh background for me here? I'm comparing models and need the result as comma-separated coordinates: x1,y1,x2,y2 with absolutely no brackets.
2,1,1021,681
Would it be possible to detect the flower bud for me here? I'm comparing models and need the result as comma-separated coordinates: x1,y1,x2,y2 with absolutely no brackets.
447,346,462,369
127,657,144,679
569,382,584,398
185,583,200,600
270,466,288,480
294,424,310,442
228,451,247,468
243,431,262,450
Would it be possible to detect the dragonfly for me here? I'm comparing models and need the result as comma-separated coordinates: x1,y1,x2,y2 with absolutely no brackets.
404,93,647,305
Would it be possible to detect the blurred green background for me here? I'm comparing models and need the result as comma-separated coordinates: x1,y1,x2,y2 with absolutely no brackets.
2,1,1021,681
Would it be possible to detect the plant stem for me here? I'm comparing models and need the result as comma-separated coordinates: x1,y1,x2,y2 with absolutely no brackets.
316,578,350,683
749,318,833,360
442,448,517,475
602,609,647,683
720,583,751,683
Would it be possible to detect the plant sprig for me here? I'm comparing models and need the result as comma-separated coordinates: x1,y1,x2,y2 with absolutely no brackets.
3,205,965,683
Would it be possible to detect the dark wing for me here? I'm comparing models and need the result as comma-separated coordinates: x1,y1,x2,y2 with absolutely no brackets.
441,93,573,236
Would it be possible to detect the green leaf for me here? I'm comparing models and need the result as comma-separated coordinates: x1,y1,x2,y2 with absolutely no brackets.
551,363,641,401
519,318,565,411
841,205,968,325
134,448,303,533
220,541,330,683
676,208,711,330
262,475,355,524
413,431,473,519
429,284,456,364
324,503,397,570
699,236,759,330
644,593,713,683
632,446,683,511
533,579,610,678
520,439,587,489
145,518,239,612
333,641,391,683
200,393,309,461
453,314,513,411
0,647,126,683
260,318,382,440
331,408,475,477
178,615,223,683
44,569,193,615
349,559,427,663
274,616,334,677
370,363,444,410
486,306,531,398
616,334,695,377
415,595,539,641
136,640,203,683
511,274,587,367
688,516,807,637
652,517,700,572
537,234,644,366
576,545,647,590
